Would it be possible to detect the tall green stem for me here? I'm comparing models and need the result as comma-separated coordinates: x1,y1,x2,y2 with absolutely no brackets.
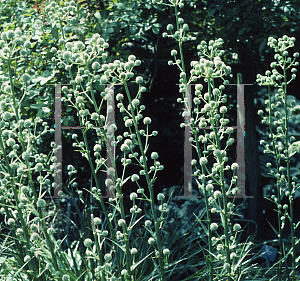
123,81,166,281
283,62,295,280
267,84,283,281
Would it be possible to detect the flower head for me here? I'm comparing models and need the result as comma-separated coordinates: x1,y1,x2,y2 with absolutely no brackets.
92,62,100,70
157,193,165,201
210,222,218,231
148,237,155,245
130,192,138,200
136,76,143,84
7,218,15,227
166,24,174,31
131,174,139,182
84,238,93,248
233,223,241,232
104,253,112,261
118,219,126,227
200,157,208,165
143,117,151,125
37,198,46,208
213,190,222,199
131,248,138,255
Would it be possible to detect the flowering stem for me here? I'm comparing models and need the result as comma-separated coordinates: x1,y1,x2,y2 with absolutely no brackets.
193,122,213,280
267,84,283,281
123,81,166,281
283,62,295,280
67,69,123,278
5,56,61,279
207,78,232,280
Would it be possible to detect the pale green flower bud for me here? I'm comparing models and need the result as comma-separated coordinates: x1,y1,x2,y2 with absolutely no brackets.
231,163,239,170
166,24,174,31
213,191,222,199
200,157,208,165
143,117,151,124
125,119,133,127
36,198,46,208
35,163,43,172
63,51,72,60
94,217,101,225
75,76,83,84
151,152,159,160
223,263,230,270
136,76,143,84
76,96,84,103
121,144,129,151
130,192,138,200
94,144,102,152
92,61,100,70
58,38,65,45
157,193,165,200
22,151,30,160
148,237,155,245
171,49,177,56
131,248,138,255
7,30,15,39
24,41,31,48
233,223,241,231
104,253,112,261
210,222,218,231
118,219,126,226
24,255,31,263
1,32,8,41
84,238,93,247
6,138,15,147
62,275,70,281
163,248,170,255
2,112,12,121
91,112,99,120
7,218,15,227
131,174,139,182
100,75,108,84
128,55,136,61
4,85,11,93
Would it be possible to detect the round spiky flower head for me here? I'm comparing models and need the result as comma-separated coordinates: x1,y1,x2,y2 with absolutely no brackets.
131,248,138,255
37,198,46,208
130,192,138,200
7,218,15,227
210,222,218,231
143,117,151,125
157,193,165,201
2,112,12,121
163,248,170,255
136,76,143,84
151,152,159,160
104,253,112,261
84,238,93,248
92,61,100,70
7,30,15,39
131,174,139,182
233,223,241,232
118,219,126,227
148,237,155,245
